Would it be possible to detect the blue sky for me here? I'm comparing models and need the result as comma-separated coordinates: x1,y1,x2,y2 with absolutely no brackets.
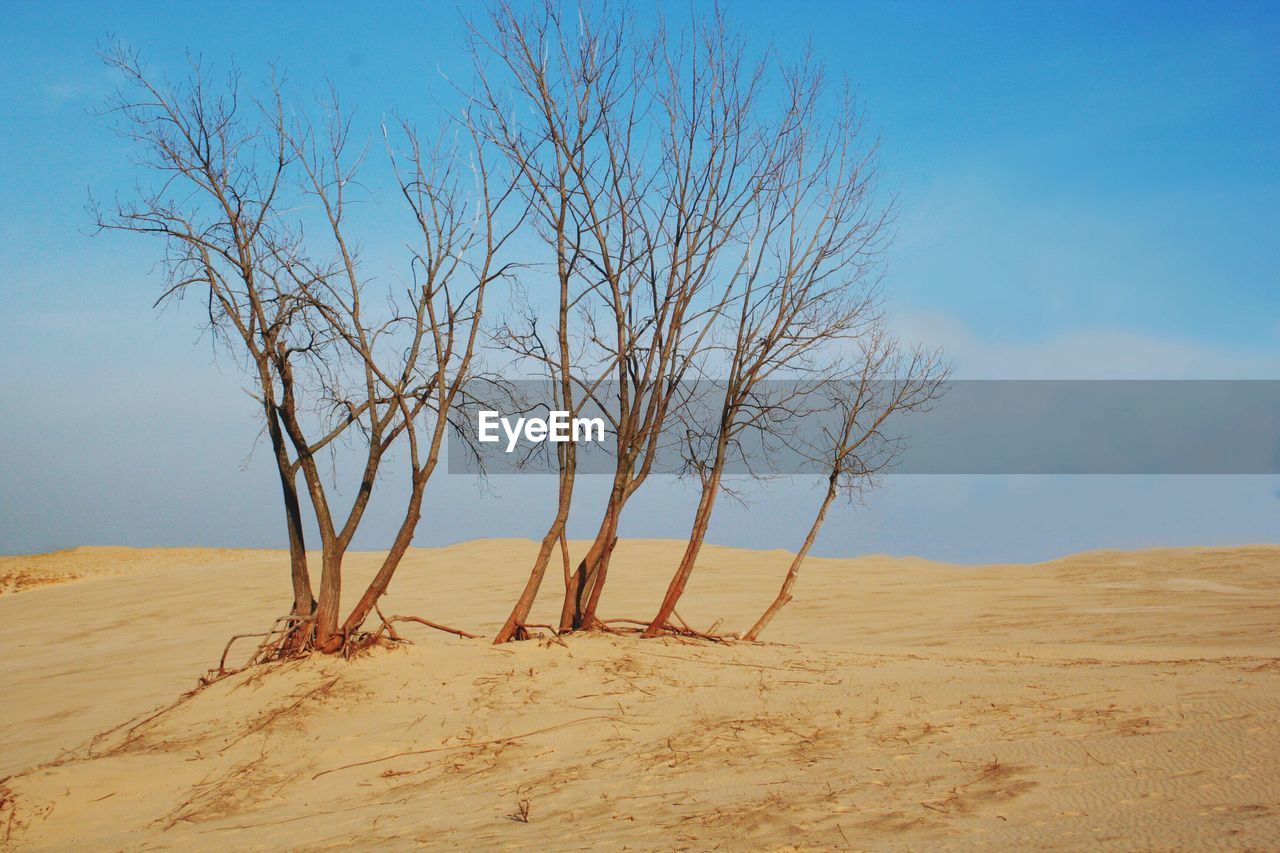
1,1,1277,559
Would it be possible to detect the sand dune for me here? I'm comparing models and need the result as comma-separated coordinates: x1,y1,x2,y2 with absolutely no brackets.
1,540,1277,849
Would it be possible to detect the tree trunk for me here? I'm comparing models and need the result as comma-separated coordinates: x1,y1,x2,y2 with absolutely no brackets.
271,425,313,616
494,456,576,643
258,370,314,618
743,475,838,641
282,492,313,618
265,400,314,653
559,498,620,632
642,468,722,637
314,545,345,650
339,469,429,636
580,527,618,627
559,529,572,592
494,519,568,643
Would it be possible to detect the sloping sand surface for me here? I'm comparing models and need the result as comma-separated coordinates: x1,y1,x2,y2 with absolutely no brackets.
1,540,1277,849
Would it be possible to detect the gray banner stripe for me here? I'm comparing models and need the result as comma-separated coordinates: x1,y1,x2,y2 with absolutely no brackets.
445,380,1280,475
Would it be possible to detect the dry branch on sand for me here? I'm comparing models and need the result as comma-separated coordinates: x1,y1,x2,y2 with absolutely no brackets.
507,790,532,823
310,715,621,780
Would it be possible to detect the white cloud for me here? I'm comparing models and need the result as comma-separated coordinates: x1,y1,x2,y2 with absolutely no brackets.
891,310,1280,379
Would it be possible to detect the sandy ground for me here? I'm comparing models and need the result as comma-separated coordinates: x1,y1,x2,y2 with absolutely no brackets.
0,539,1277,850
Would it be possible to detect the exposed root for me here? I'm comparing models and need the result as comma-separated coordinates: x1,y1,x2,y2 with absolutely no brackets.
201,604,480,688
658,624,738,643
606,610,739,643
202,614,317,686
579,615,739,643
503,615,736,647
663,610,738,643
517,623,560,636
376,614,481,641
216,676,342,756
83,684,207,758
599,618,651,630
503,622,563,642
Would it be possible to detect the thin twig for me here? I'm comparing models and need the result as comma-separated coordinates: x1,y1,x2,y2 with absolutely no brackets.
384,615,481,640
311,715,618,779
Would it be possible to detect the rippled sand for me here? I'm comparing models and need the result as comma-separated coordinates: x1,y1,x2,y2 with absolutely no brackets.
1,540,1277,848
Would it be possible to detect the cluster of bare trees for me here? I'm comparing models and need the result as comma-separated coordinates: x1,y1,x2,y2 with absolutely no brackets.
102,1,946,658
97,45,521,653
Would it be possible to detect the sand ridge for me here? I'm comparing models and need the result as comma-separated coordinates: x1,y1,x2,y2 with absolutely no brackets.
0,546,278,595
0,540,1277,849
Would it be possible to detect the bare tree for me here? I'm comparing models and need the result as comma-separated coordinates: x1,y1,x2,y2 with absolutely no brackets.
555,9,772,633
466,2,646,643
465,3,923,641
96,47,323,629
271,102,519,651
642,58,894,637
329,116,519,638
468,3,784,639
742,334,948,641
99,47,516,654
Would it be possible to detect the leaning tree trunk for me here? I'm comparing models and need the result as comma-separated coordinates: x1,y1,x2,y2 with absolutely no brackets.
559,495,621,632
743,473,838,641
275,465,314,652
584,481,638,626
340,466,430,636
280,485,313,617
580,523,619,627
496,243,576,644
642,467,722,637
494,449,576,643
494,517,570,643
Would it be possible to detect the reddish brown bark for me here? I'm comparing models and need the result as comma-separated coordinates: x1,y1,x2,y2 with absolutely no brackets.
580,526,618,626
743,474,838,641
340,468,429,637
642,466,723,637
559,498,620,632
494,460,575,643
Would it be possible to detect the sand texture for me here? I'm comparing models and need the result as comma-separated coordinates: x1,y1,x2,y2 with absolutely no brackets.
1,540,1278,849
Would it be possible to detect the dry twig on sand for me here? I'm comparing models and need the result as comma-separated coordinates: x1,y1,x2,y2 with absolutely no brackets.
311,715,620,780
